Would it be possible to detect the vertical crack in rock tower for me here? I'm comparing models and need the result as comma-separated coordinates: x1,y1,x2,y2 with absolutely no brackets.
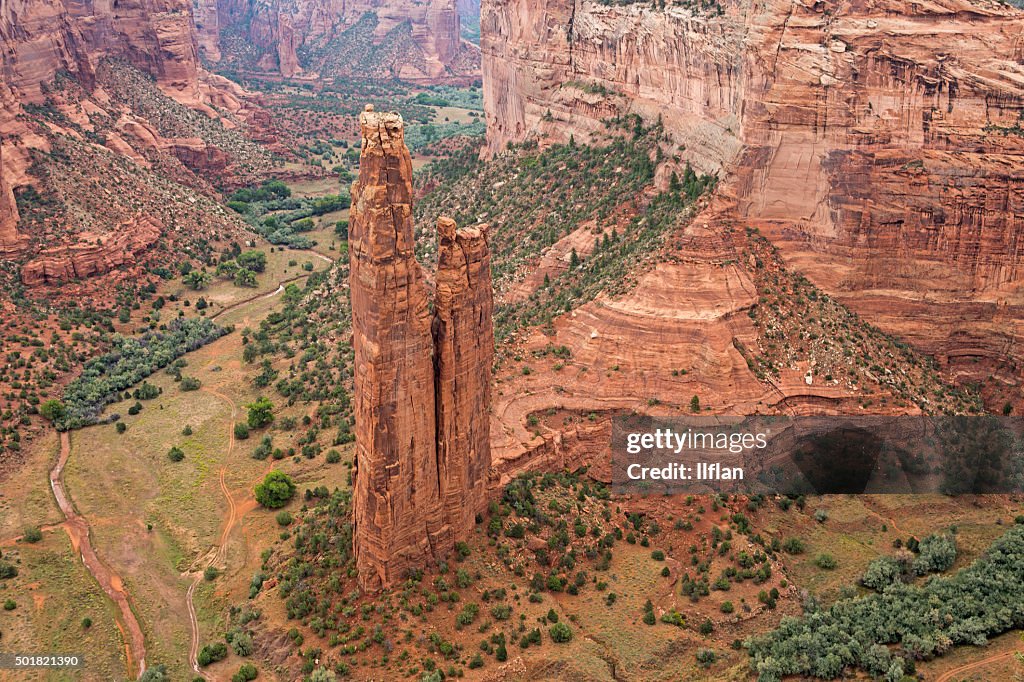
350,105,493,591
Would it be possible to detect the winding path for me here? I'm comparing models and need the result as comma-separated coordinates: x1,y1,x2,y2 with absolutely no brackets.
186,385,245,675
186,386,241,680
50,431,147,679
934,649,1019,682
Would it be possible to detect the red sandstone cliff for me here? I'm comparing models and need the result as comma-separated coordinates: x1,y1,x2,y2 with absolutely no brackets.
482,0,1024,391
350,107,493,590
0,0,266,269
205,0,479,82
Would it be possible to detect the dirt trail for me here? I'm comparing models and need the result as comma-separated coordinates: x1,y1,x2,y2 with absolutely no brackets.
187,385,274,680
934,649,1019,682
209,247,331,323
50,431,147,679
852,495,909,537
186,386,237,680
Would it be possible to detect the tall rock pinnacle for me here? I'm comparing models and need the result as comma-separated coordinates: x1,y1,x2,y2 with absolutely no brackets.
434,217,494,540
349,106,493,591
0,144,27,255
349,106,449,591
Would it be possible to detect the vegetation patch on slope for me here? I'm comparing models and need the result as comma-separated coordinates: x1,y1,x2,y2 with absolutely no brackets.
747,525,1024,681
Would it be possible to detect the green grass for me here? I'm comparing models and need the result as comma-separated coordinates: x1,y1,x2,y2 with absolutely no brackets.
0,533,126,681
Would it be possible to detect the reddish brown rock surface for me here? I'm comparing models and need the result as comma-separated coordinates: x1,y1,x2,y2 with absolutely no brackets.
350,107,448,591
434,217,494,540
20,216,162,286
0,146,26,255
482,0,1024,397
0,0,267,275
350,108,493,591
206,0,478,82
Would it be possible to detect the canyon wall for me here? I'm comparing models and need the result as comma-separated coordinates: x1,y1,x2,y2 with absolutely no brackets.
206,0,478,81
350,108,493,591
0,0,263,264
482,0,1024,385
482,0,748,171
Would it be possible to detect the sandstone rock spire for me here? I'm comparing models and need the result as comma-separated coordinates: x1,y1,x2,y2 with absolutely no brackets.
434,217,494,539
0,144,22,253
349,105,449,591
349,106,494,591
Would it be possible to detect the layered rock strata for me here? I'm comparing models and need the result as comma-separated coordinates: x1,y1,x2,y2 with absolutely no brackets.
0,0,262,258
20,216,163,286
350,107,493,591
482,0,1024,389
206,0,478,81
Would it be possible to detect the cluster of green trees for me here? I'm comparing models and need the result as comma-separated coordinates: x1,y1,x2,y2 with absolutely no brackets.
242,268,355,446
747,526,1024,681
46,318,228,430
862,533,957,591
227,179,351,249
215,250,268,288
228,179,291,205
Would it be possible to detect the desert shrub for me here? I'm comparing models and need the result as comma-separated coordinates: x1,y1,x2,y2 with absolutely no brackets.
815,553,838,570
912,534,956,575
197,642,228,666
139,665,169,682
782,538,805,555
661,610,685,626
230,631,254,656
549,622,572,643
254,471,295,508
696,649,717,668
862,556,902,591
231,663,258,682
252,435,273,460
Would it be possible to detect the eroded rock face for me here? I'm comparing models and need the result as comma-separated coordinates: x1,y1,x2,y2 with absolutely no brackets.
350,107,448,591
206,0,478,82
0,0,260,255
0,146,25,255
434,217,494,540
350,108,493,591
482,0,1024,386
20,216,163,286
